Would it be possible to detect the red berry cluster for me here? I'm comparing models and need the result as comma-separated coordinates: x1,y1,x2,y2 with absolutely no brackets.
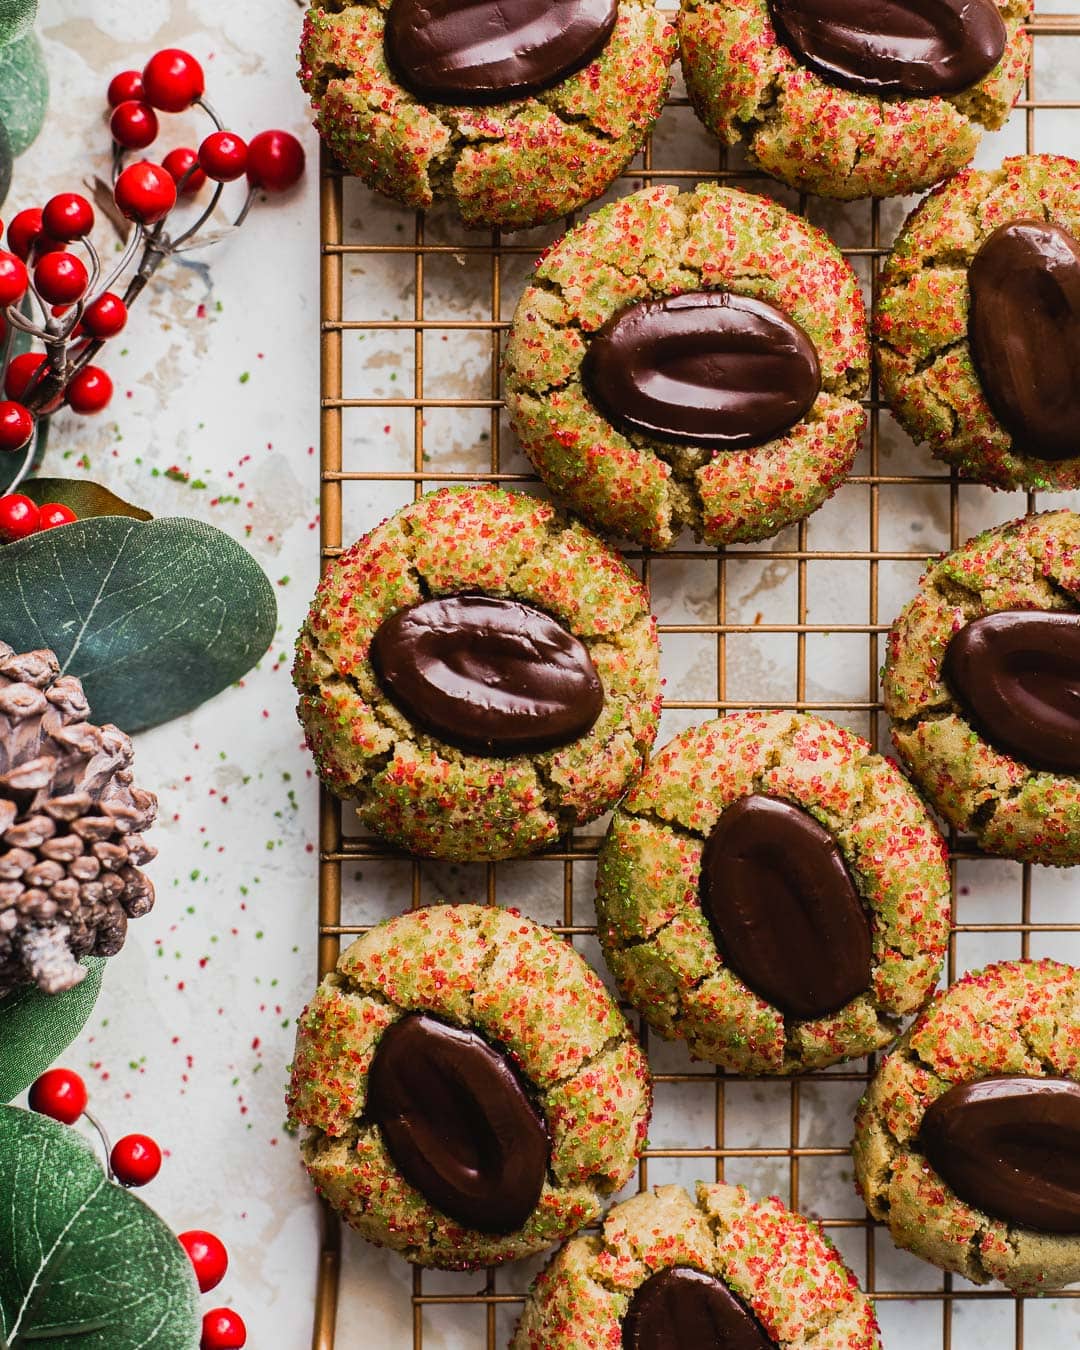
0,492,76,541
29,1068,248,1349
0,47,304,495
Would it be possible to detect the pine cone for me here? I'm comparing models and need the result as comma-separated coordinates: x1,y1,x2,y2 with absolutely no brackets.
0,643,157,997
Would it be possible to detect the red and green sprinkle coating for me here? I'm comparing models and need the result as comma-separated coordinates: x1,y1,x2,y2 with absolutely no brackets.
595,712,951,1073
853,959,1080,1292
504,183,869,551
292,485,662,861
286,903,652,1269
678,0,1030,199
512,1182,881,1348
877,155,1080,490
884,510,1080,865
298,0,675,230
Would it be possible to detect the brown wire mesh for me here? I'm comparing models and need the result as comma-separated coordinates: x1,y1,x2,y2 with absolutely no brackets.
312,17,1080,1346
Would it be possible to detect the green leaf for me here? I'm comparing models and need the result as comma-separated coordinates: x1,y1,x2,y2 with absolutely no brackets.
0,1105,200,1348
21,478,152,522
0,0,35,48
0,515,277,732
0,960,104,1105
0,31,46,156
0,117,11,210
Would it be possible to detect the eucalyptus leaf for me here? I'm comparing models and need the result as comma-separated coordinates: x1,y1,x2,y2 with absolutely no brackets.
21,477,152,522
0,959,103,1105
0,118,11,209
0,515,277,731
0,1105,200,1349
0,31,46,156
0,0,35,48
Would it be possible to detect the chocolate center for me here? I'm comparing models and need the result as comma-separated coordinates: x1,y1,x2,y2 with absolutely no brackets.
622,1267,776,1350
581,291,820,450
384,0,618,104
941,611,1080,774
920,1076,1080,1232
967,219,1080,461
699,795,872,1020
766,0,1006,97
369,591,604,757
367,1013,550,1234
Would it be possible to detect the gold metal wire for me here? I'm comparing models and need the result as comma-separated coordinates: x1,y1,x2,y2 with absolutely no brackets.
313,17,1080,1344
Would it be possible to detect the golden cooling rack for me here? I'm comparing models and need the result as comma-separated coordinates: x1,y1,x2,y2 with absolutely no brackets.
312,18,1080,1345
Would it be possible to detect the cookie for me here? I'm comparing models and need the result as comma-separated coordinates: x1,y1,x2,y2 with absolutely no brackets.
877,155,1080,489
679,0,1030,200
298,0,675,230
293,485,662,861
286,903,652,1269
595,712,951,1074
504,183,869,551
883,510,1080,865
512,1182,881,1348
853,958,1080,1293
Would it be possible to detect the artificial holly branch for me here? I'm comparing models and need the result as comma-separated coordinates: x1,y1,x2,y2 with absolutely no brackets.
0,46,305,541
24,1066,248,1349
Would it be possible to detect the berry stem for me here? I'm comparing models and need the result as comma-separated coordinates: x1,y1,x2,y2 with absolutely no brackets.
231,183,259,231
82,1109,116,1182
171,177,224,249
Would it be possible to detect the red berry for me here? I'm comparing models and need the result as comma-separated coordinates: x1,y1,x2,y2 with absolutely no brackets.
0,400,33,452
4,352,45,401
246,130,305,193
82,291,127,338
28,1067,86,1121
42,193,95,241
200,1309,246,1350
110,1133,162,1186
107,69,144,107
66,366,113,414
110,100,159,150
142,49,205,113
198,132,248,184
8,208,42,259
37,502,78,532
0,250,28,305
34,251,89,305
114,161,177,225
162,146,207,197
178,1231,228,1293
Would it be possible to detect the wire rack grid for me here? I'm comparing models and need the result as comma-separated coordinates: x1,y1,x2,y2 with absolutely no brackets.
311,16,1080,1348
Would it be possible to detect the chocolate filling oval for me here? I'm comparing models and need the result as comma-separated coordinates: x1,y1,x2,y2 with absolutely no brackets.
367,1013,550,1233
766,0,1006,97
622,1267,776,1350
369,592,604,757
968,219,1080,461
920,1076,1080,1232
580,291,821,450
384,0,618,104
941,611,1080,774
699,795,872,1020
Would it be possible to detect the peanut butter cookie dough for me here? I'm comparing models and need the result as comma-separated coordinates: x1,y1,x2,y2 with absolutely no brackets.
293,485,662,861
854,959,1080,1293
595,712,951,1074
298,0,675,229
504,183,869,551
884,510,1080,865
512,1182,881,1348
877,155,1080,489
287,904,652,1269
678,0,1030,200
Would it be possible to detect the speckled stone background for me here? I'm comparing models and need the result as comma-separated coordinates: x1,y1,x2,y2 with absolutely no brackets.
14,2,1080,1347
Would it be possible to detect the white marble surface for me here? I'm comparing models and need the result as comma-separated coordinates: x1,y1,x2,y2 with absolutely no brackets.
12,2,1080,1348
